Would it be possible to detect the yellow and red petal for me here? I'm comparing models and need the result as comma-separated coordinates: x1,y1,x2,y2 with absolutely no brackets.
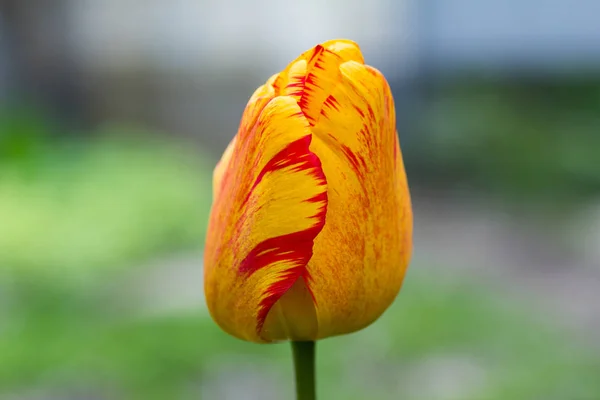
259,44,411,339
277,47,412,339
204,96,327,343
322,39,365,64
272,39,363,104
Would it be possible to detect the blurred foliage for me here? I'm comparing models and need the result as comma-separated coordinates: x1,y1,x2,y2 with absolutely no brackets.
406,77,600,202
0,106,52,168
2,271,599,400
1,105,599,399
0,120,213,282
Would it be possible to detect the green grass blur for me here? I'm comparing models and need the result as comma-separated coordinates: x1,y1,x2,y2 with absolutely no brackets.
1,95,599,399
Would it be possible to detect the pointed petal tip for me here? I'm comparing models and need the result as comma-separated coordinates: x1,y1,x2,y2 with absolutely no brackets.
321,39,365,64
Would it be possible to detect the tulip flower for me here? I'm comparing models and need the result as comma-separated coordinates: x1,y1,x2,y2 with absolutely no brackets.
204,39,412,399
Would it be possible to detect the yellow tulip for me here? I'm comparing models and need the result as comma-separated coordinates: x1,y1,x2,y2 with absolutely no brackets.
204,39,413,343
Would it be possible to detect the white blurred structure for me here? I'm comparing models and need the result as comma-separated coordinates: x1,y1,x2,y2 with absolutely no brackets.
2,0,600,143
63,0,600,77
66,0,415,78
417,0,600,74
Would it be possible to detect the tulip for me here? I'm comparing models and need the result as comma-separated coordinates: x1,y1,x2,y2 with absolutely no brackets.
204,39,413,398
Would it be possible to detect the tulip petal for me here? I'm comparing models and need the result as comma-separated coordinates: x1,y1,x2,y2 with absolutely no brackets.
204,95,328,342
322,39,365,64
269,39,363,105
302,59,412,338
298,45,344,126
274,59,307,103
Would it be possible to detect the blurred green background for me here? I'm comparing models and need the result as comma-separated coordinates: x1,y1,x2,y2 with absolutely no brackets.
1,1,600,399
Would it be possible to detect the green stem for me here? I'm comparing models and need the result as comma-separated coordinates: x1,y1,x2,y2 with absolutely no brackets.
291,341,316,400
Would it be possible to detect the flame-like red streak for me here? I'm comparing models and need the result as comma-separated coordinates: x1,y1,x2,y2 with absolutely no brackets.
324,95,340,112
341,144,367,179
298,45,327,126
238,135,327,335
285,76,306,98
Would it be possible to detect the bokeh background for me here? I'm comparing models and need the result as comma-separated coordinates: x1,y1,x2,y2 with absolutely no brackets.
1,1,600,399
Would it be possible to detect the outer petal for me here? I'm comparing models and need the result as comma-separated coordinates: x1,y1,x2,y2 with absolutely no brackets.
269,39,362,103
213,82,275,202
204,94,328,343
322,39,365,64
291,47,413,338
